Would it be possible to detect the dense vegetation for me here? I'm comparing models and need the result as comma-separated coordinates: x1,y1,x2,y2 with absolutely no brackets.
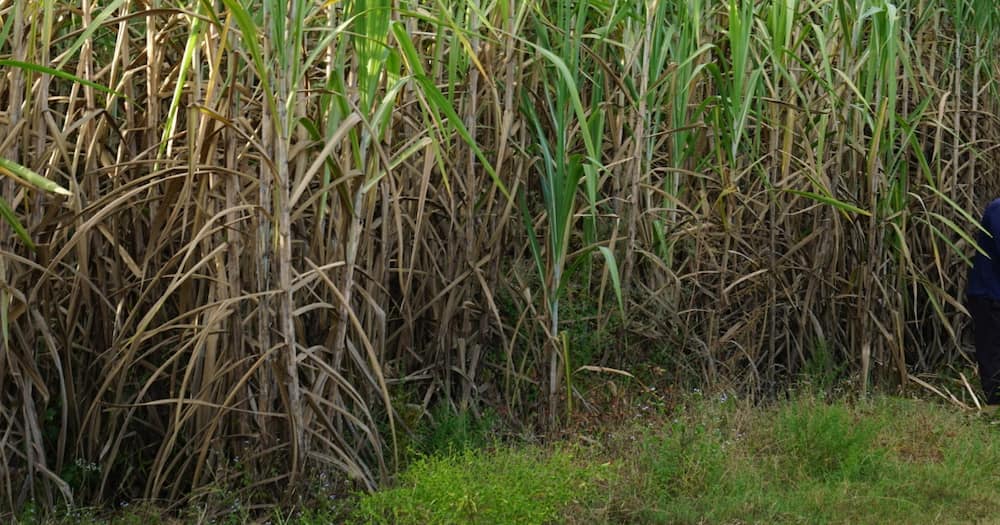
20,394,1000,523
1,0,999,515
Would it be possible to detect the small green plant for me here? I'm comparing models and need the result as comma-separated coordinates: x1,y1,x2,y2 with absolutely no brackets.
14,502,39,524
415,406,497,457
801,338,846,392
59,458,101,496
561,286,620,367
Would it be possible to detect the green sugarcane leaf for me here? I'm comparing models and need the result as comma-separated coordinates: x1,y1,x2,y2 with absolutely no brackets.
0,157,70,196
392,22,510,200
0,197,35,250
597,246,625,318
786,189,871,217
0,60,128,101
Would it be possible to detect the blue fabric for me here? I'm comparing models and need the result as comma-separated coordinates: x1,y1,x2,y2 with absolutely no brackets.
968,198,1000,301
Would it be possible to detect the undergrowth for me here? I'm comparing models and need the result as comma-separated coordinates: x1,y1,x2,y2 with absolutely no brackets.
20,393,1000,524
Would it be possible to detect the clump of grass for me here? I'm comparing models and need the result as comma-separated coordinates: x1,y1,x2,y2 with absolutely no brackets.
639,420,727,498
773,400,885,482
352,446,609,525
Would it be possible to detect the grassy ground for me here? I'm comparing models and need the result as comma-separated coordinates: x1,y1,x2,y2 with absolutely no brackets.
20,391,1000,524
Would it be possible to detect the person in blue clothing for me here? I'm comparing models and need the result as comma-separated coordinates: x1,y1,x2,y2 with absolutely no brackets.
968,197,1000,410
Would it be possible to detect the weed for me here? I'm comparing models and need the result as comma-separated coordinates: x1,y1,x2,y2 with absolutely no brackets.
414,406,498,457
800,339,846,392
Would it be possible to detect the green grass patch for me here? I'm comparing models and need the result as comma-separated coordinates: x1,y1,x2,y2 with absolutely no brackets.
612,395,1000,524
774,400,886,482
352,446,610,524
